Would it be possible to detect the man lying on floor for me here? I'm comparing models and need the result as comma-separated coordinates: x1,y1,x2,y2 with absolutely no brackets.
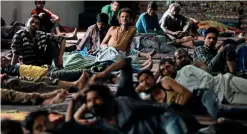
65,57,201,134
0,70,90,105
155,56,247,105
1,52,153,83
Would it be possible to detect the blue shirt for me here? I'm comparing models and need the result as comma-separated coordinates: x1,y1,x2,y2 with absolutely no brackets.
136,13,161,34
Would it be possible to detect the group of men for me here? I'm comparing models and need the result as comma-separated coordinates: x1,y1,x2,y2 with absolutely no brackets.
1,1,247,134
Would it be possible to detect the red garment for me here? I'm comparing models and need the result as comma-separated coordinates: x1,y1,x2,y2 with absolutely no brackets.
31,8,53,18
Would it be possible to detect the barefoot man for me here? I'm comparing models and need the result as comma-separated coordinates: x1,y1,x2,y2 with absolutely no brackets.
99,8,155,63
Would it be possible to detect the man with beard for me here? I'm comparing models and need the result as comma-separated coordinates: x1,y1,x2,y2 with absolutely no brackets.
77,13,109,53
101,8,136,55
174,48,209,72
10,14,66,68
70,58,201,134
159,3,191,40
194,27,237,74
157,56,247,105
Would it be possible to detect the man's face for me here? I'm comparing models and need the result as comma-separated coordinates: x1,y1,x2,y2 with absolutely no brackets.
147,8,156,16
27,17,40,33
86,91,104,116
171,6,180,17
204,33,217,49
150,89,166,103
1,56,11,67
174,52,191,69
159,62,176,77
96,22,106,31
32,115,52,134
111,2,120,12
138,73,155,92
35,1,45,10
118,12,130,25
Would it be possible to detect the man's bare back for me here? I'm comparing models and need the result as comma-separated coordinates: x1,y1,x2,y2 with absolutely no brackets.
101,26,136,52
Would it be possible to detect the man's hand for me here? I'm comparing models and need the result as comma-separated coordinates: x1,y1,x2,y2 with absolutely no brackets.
89,72,107,84
0,74,7,80
135,84,147,93
173,31,184,36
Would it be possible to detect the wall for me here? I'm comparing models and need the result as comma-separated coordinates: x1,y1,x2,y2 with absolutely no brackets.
1,1,84,28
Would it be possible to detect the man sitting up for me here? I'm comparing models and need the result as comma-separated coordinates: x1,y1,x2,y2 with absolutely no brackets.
101,8,136,54
10,15,66,68
194,27,237,74
31,0,64,35
98,8,155,61
77,13,110,53
136,2,162,34
159,3,195,48
101,1,120,26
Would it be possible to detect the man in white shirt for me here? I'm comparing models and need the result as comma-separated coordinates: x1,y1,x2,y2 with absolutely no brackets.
158,58,247,104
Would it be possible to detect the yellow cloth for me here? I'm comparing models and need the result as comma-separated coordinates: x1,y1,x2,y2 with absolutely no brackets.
165,90,184,104
19,65,48,78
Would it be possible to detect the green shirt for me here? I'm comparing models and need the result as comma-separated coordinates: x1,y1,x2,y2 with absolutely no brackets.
101,4,119,25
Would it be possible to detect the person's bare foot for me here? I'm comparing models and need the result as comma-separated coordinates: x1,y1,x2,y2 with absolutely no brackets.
74,70,91,90
142,60,153,70
71,28,78,40
141,56,151,67
176,36,194,43
57,32,66,36
42,89,68,105
147,49,156,58
40,89,64,99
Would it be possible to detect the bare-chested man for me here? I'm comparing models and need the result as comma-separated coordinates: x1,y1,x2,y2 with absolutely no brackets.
101,8,154,58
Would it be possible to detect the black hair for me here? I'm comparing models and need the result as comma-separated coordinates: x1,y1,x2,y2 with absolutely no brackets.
1,119,24,134
35,0,45,5
23,110,49,133
137,69,154,80
96,13,109,24
222,39,238,46
159,58,175,66
118,8,133,18
147,1,158,11
26,14,42,27
174,48,188,56
84,84,114,104
111,1,119,4
174,48,193,61
205,27,219,37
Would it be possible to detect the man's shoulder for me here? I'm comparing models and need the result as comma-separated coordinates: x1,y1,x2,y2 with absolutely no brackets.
109,26,118,30
140,12,148,17
102,4,111,11
15,29,27,36
31,9,38,14
88,24,97,30
129,26,136,31
43,8,52,13
36,30,47,35
195,45,206,51
180,64,196,71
